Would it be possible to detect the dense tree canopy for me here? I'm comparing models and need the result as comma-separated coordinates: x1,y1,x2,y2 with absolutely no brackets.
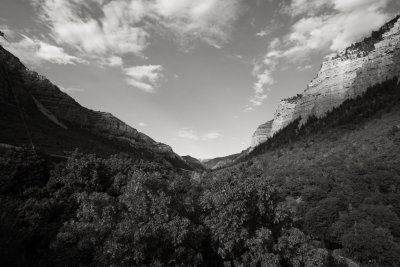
1,78,400,266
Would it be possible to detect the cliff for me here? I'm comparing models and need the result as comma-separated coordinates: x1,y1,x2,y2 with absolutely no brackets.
251,120,273,148
0,44,191,169
251,15,400,147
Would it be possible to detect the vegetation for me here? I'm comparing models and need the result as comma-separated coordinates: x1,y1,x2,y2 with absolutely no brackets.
282,94,303,104
1,77,400,266
250,77,400,156
333,15,400,60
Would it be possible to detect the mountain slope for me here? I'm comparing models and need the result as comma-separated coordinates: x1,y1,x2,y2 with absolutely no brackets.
201,151,248,170
182,155,207,171
204,77,400,266
0,45,192,170
1,78,399,267
1,16,400,267
251,15,400,148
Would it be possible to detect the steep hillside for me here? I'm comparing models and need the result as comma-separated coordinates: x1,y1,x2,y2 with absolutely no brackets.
182,155,207,171
202,151,247,170
249,78,400,158
251,15,400,148
2,79,400,267
0,45,192,170
204,78,400,266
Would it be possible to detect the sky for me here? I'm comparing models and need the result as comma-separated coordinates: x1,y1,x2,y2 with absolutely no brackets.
1,0,400,159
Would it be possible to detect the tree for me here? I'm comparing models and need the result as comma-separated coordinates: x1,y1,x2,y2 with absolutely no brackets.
342,220,400,266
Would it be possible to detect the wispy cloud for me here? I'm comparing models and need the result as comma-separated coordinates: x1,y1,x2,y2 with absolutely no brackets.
246,0,393,112
243,106,255,113
138,122,147,127
24,0,244,93
60,87,85,93
255,19,279,38
31,0,243,58
102,56,124,68
1,33,85,66
32,0,149,57
256,30,269,37
277,0,392,59
244,59,276,112
178,129,199,140
151,0,243,48
202,132,223,140
178,128,222,141
284,0,329,17
35,40,86,65
124,65,164,93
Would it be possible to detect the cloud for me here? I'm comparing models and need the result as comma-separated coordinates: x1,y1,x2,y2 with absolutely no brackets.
297,64,313,71
251,68,273,105
256,30,268,37
31,0,243,58
1,34,85,66
124,65,164,93
35,40,86,64
60,87,85,93
244,58,277,112
151,0,242,48
246,0,393,111
178,129,199,140
32,0,148,57
333,0,390,12
202,132,223,140
0,24,15,40
284,0,329,17
255,19,280,38
103,56,123,67
178,128,222,141
24,0,243,93
243,106,255,113
138,122,147,127
278,0,392,59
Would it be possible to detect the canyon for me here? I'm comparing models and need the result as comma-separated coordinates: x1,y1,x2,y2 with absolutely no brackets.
2,15,400,168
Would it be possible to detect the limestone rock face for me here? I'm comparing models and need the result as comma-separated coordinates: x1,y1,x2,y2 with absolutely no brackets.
252,15,400,147
251,120,273,148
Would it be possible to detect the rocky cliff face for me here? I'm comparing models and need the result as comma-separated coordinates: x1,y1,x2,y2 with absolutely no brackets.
251,120,273,148
251,15,400,147
0,44,191,169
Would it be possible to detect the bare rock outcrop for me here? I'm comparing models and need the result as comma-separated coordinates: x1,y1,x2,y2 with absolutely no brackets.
251,120,273,148
251,15,400,147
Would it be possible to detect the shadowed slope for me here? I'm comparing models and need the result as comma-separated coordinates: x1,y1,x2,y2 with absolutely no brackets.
0,45,193,170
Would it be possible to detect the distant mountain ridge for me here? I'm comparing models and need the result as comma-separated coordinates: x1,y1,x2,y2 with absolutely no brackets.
0,45,193,170
201,151,248,170
182,156,207,171
251,15,400,148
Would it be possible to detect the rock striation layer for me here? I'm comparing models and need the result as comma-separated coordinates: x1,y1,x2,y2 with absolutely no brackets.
251,15,400,148
251,120,273,148
0,44,191,169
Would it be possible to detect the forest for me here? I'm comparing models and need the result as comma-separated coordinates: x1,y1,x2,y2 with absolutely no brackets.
1,78,400,266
